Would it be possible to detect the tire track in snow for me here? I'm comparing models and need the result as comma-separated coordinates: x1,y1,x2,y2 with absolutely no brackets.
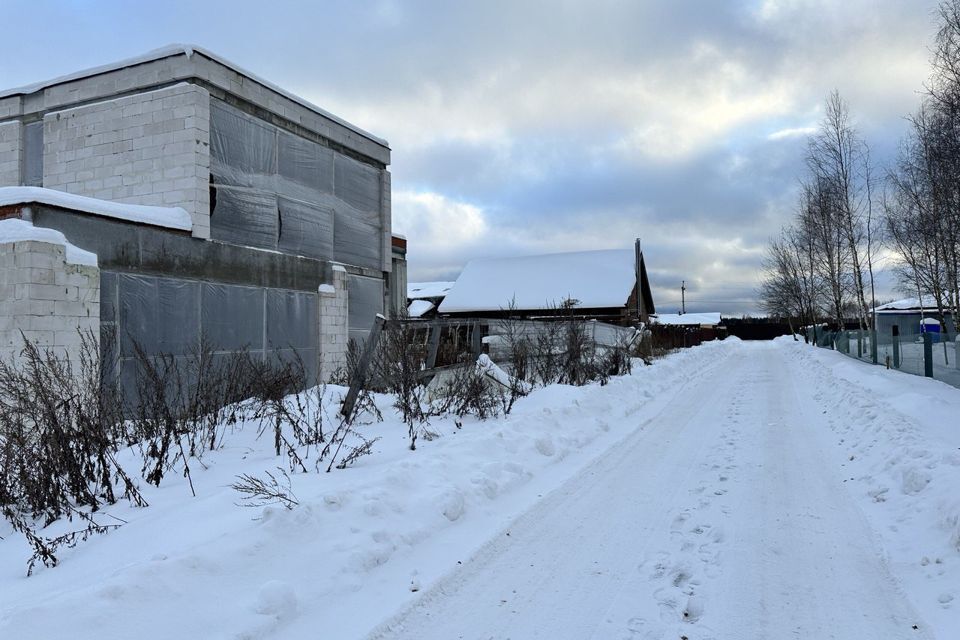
367,341,938,640
367,347,748,639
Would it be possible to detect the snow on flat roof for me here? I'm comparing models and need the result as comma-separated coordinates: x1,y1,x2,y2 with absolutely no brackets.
408,281,455,300
653,312,722,326
407,300,435,318
0,44,388,148
437,249,636,313
0,187,192,231
0,218,97,266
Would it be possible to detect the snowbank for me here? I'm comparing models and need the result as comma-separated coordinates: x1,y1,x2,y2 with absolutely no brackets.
0,218,97,266
781,340,960,633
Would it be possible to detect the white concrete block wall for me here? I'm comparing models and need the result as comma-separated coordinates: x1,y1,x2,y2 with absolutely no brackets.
0,120,21,186
0,239,100,366
318,265,349,382
0,96,21,121
42,83,211,239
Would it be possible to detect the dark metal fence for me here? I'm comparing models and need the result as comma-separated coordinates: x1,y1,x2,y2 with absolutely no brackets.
804,324,960,389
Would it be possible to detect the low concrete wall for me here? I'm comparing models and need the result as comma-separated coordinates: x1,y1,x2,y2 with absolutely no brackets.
30,204,354,382
0,238,99,366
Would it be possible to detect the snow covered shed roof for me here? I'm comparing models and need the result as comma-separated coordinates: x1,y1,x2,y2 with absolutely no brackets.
872,297,954,313
408,281,455,300
437,249,654,314
407,300,435,318
0,187,192,231
653,312,722,326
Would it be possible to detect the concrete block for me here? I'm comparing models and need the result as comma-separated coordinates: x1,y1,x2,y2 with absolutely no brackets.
18,329,55,345
54,329,86,346
25,283,76,301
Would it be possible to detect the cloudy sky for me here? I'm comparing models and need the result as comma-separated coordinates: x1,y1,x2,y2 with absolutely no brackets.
1,0,944,314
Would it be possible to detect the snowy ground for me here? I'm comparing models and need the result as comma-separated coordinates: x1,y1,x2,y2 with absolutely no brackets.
1,338,958,639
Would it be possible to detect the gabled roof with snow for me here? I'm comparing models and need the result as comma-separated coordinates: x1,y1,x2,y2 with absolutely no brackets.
438,249,651,314
408,281,455,300
0,218,97,266
0,44,387,148
653,312,722,326
0,187,192,231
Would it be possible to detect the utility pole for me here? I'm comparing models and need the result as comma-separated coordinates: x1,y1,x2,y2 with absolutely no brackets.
634,238,643,323
681,280,686,314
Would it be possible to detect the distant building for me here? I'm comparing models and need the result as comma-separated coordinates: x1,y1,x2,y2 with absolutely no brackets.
652,312,722,327
872,298,956,341
436,248,655,324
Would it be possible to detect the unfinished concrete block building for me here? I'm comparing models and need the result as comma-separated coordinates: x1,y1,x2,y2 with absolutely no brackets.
0,45,404,386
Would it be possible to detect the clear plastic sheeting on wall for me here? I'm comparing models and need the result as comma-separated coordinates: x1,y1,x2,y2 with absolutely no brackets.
207,97,384,269
278,197,333,261
118,274,200,357
278,129,334,193
201,283,265,352
334,154,381,213
334,208,382,270
23,121,43,187
102,270,322,407
210,186,278,248
210,101,277,185
266,289,317,350
347,274,384,344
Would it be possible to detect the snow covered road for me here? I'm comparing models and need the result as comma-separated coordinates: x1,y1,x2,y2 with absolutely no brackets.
369,343,935,640
3,338,957,640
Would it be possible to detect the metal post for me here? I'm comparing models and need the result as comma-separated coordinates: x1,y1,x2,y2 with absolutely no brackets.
426,322,441,369
955,334,960,371
871,329,878,364
470,321,483,358
634,238,642,322
857,329,863,357
340,314,386,422
924,332,934,378
892,325,900,369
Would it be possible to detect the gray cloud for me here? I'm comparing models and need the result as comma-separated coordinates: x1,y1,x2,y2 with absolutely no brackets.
0,0,943,314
